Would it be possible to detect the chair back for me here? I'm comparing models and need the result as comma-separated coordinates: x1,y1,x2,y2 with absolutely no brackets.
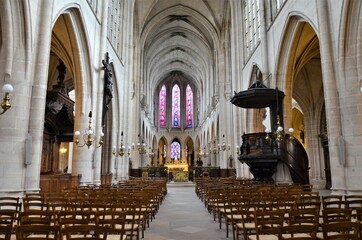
322,221,360,239
279,224,318,240
0,225,12,240
16,225,58,240
322,208,352,223
62,225,108,240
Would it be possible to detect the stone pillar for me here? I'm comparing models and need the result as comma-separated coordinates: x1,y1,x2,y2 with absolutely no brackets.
93,0,109,185
316,0,346,194
229,0,246,178
25,0,54,193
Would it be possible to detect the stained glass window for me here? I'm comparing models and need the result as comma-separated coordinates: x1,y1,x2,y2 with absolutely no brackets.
186,84,193,127
172,85,180,127
244,0,261,58
170,141,181,159
159,85,166,127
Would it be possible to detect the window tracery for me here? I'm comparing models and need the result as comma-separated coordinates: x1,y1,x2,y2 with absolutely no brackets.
244,0,261,58
170,141,181,159
159,85,166,127
186,84,193,127
172,85,180,127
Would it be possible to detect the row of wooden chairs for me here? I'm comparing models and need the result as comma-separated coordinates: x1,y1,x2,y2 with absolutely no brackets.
0,179,168,240
195,179,362,239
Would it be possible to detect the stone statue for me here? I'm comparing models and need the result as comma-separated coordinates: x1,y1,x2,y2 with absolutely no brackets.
101,52,113,126
102,52,113,108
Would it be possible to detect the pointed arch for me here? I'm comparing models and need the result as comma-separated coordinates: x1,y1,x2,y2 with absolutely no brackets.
170,138,181,159
158,136,168,165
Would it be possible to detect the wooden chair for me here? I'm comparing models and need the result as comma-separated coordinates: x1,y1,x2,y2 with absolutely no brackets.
0,198,22,230
23,194,45,211
234,202,257,240
355,208,362,238
118,199,142,240
321,195,345,209
281,208,319,240
95,210,126,240
356,207,362,221
62,225,108,240
279,224,318,240
345,195,362,219
0,197,22,211
224,195,244,239
23,202,49,212
0,209,18,233
316,208,353,239
321,208,352,223
0,225,12,240
16,224,58,240
18,210,53,226
247,209,285,240
57,210,93,225
301,184,313,192
57,210,94,240
322,221,360,239
288,208,320,226
297,196,321,210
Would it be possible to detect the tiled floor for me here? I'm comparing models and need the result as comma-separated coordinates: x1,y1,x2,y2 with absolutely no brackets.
143,182,331,240
143,182,228,240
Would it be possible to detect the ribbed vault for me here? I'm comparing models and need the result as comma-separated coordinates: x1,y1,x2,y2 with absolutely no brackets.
136,0,229,99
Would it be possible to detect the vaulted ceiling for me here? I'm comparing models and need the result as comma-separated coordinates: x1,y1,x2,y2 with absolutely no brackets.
134,0,230,91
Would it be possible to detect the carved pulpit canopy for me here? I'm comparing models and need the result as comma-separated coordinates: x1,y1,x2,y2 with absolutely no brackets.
230,65,285,130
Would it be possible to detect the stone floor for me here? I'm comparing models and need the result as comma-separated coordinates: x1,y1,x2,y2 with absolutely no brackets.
143,182,228,240
142,182,332,240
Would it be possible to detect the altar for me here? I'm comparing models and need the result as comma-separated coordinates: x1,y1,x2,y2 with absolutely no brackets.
165,161,189,182
164,163,188,172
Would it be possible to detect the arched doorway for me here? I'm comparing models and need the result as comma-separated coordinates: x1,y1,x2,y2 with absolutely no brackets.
278,20,330,189
40,9,99,192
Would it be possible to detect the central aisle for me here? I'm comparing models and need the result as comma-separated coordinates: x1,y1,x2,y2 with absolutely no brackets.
143,182,228,240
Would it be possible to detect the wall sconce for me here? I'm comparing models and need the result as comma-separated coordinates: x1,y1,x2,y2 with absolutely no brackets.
209,140,218,154
132,134,147,154
201,146,208,157
113,131,127,156
0,83,13,115
236,145,240,155
74,111,104,148
218,134,231,151
148,147,155,158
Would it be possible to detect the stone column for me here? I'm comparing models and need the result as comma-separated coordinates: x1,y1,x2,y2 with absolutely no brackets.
229,0,246,178
25,0,54,192
316,0,346,194
92,0,109,185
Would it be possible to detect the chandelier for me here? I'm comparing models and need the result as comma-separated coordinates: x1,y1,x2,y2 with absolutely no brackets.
113,131,131,157
218,134,231,151
74,111,104,148
0,83,13,115
148,147,155,158
132,134,147,154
